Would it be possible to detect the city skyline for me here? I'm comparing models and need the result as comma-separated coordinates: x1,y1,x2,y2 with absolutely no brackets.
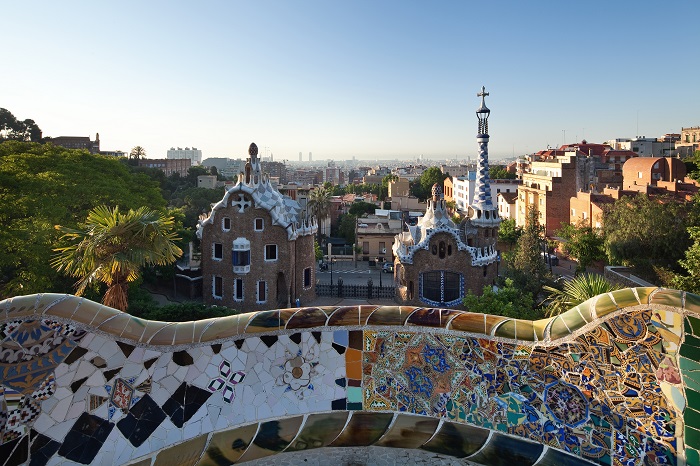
3,0,698,161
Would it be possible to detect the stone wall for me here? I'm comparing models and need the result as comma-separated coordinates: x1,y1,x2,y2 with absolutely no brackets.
0,288,698,465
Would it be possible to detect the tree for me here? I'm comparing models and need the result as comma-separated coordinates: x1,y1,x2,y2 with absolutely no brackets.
129,146,146,161
498,218,522,250
541,274,622,317
412,166,448,200
0,142,166,297
338,214,357,244
52,206,182,311
489,165,516,180
672,227,700,294
0,108,42,142
309,186,332,244
557,222,605,274
349,201,376,217
507,208,549,297
603,194,695,281
463,278,543,320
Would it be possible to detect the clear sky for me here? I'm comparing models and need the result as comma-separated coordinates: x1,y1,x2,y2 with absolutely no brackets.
2,1,698,161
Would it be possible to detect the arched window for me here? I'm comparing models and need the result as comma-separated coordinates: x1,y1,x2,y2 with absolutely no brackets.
447,244,452,256
439,241,446,259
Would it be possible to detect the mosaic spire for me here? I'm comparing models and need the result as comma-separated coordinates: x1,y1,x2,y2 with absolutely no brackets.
470,86,499,225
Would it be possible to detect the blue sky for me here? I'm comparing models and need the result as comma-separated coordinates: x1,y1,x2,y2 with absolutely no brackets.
2,1,698,161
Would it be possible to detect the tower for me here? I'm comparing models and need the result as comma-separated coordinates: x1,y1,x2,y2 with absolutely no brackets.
469,86,500,228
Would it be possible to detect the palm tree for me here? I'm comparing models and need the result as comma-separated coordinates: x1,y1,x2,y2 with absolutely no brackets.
541,273,622,317
52,205,182,311
309,186,332,245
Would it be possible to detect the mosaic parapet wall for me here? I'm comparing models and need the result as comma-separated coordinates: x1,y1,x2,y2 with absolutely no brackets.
0,288,698,465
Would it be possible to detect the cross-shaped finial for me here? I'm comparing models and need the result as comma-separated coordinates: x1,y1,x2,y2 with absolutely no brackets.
477,86,489,98
232,193,251,213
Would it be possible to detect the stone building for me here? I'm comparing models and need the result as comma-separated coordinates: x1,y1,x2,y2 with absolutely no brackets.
197,143,317,311
392,87,500,307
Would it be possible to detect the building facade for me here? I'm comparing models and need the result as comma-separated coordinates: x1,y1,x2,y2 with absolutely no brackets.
167,147,202,165
49,134,100,154
197,143,317,311
138,158,191,177
393,88,500,308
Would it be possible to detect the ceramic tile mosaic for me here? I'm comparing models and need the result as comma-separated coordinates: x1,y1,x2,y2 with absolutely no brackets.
0,288,696,465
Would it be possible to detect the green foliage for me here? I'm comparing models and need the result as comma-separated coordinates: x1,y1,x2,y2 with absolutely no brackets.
672,227,700,294
506,209,550,296
462,278,544,320
338,214,357,244
603,194,695,280
138,302,239,322
0,142,166,298
498,218,522,248
52,205,183,311
0,108,42,142
541,274,622,317
489,165,515,180
348,201,376,217
309,186,332,243
410,166,447,200
556,222,605,274
314,240,323,261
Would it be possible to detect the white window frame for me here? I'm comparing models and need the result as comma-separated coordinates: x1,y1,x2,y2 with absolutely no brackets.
264,244,278,261
233,237,251,273
213,276,223,299
213,242,223,261
233,278,244,302
256,280,267,303
222,217,231,232
254,218,264,231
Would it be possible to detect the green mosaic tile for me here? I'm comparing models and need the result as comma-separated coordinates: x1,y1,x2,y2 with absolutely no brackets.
687,447,700,466
686,389,700,412
684,334,700,349
688,316,700,336
533,318,550,341
571,303,593,324
593,293,618,319
347,386,362,404
493,319,535,341
493,320,517,340
548,316,572,340
610,288,640,309
685,375,700,394
685,408,700,430
244,310,283,331
634,287,655,305
679,356,700,373
686,293,700,316
686,425,700,450
365,306,411,326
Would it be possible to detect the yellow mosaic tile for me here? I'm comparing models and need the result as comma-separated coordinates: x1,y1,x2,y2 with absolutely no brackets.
494,319,536,341
198,423,259,466
199,314,250,342
35,293,73,316
366,306,411,326
95,313,133,336
236,417,304,463
650,289,683,308
634,286,656,305
593,293,618,319
172,321,197,345
42,295,84,320
448,313,487,334
137,320,171,344
558,308,589,333
121,316,149,340
153,433,208,466
4,295,36,319
147,323,178,346
548,315,572,340
326,306,361,326
484,314,508,336
278,308,297,326
610,288,641,309
285,308,329,329
245,310,282,333
192,318,216,343
533,318,550,341
86,304,123,327
374,413,439,448
571,303,593,324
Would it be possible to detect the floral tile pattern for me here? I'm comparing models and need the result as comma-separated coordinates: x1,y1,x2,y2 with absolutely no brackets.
0,289,696,465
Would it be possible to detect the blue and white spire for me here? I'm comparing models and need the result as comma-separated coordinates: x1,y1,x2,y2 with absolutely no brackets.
469,86,500,226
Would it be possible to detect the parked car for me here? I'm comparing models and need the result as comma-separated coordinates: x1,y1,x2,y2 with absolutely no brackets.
382,262,394,273
540,252,559,266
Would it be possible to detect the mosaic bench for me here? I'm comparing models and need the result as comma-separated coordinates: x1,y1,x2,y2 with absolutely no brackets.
0,287,697,465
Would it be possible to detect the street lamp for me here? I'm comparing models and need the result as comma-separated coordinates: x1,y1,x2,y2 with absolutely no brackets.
378,258,383,288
